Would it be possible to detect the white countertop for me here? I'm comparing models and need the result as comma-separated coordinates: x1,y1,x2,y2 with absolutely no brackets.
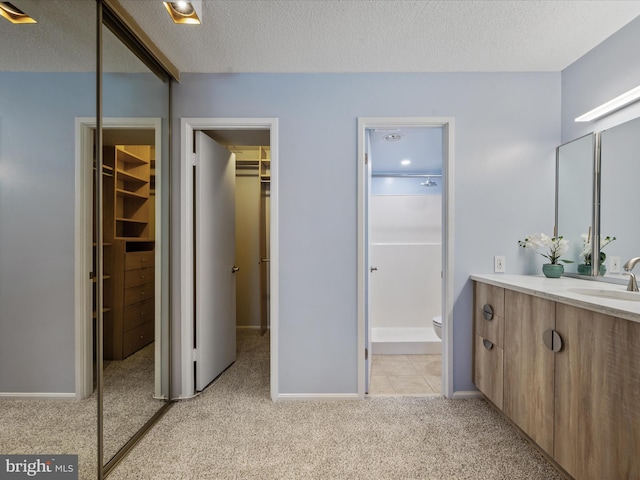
470,274,640,324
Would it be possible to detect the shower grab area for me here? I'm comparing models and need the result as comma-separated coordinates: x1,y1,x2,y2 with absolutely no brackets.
370,194,442,355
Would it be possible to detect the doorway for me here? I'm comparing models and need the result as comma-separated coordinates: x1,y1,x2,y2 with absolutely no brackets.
180,118,279,400
76,117,166,401
368,126,443,395
357,117,455,399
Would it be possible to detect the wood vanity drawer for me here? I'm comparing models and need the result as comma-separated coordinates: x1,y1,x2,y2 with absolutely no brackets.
474,334,504,410
123,320,154,358
124,266,154,288
474,282,504,347
123,298,154,331
124,282,154,306
124,250,154,271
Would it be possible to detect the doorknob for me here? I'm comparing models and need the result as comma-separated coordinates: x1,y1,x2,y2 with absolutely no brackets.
370,266,378,272
231,266,240,273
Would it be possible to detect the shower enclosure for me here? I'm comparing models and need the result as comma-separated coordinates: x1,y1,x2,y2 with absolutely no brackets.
369,179,442,354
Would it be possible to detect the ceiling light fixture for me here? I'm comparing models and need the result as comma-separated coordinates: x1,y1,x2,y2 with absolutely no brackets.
384,133,403,142
0,2,36,24
401,159,411,166
163,1,201,25
575,84,640,122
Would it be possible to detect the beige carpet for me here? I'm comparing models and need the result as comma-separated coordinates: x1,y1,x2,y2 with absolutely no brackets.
109,330,564,480
0,343,163,480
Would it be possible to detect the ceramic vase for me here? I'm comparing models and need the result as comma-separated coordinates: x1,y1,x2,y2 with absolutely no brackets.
542,263,564,278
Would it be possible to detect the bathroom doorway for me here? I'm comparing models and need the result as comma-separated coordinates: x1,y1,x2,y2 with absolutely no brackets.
357,117,455,399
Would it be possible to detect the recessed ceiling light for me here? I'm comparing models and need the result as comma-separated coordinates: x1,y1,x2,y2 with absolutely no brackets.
164,1,201,25
0,2,36,24
401,159,411,166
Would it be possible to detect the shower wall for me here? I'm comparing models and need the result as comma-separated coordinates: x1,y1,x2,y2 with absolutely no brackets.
370,194,442,330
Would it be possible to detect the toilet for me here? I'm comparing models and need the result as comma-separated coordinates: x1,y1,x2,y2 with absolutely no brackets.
432,316,442,340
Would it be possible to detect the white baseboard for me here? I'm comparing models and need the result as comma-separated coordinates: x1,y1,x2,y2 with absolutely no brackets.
0,392,76,400
276,393,360,401
452,390,482,399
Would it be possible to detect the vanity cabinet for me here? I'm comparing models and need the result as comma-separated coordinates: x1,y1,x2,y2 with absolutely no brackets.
504,290,555,456
554,303,640,480
473,279,640,480
473,283,504,409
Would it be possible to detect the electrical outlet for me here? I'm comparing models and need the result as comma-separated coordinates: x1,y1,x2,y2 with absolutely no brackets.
494,255,506,273
610,256,621,273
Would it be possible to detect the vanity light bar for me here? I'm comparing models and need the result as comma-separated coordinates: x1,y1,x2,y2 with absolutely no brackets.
575,84,640,122
0,2,36,24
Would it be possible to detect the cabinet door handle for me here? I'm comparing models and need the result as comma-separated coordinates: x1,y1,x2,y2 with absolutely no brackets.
482,304,494,321
543,329,563,352
482,339,494,350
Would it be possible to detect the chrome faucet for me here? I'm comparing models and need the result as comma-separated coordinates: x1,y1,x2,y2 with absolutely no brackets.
622,257,640,292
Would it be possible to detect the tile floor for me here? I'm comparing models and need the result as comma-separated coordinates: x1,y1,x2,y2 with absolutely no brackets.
369,354,441,395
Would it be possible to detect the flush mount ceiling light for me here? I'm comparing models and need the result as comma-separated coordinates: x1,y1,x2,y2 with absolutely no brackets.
163,1,201,25
0,2,36,24
575,84,640,122
384,133,403,142
401,159,411,166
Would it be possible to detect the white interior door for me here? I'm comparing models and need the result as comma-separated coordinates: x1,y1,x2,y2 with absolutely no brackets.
195,131,237,391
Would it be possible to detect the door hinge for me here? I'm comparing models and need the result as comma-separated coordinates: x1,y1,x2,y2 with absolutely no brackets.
192,348,198,362
192,153,197,166
365,348,368,360
364,153,368,164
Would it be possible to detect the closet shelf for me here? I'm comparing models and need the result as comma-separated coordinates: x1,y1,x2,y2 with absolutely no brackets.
92,274,112,283
116,169,146,183
93,307,112,319
116,217,148,224
116,188,147,200
116,147,147,165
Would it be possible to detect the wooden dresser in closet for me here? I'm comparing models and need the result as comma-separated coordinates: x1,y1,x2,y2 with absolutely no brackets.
106,241,155,360
102,145,155,360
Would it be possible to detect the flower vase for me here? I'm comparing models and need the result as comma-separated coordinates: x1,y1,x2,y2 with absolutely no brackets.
577,263,591,275
542,263,564,278
577,264,607,275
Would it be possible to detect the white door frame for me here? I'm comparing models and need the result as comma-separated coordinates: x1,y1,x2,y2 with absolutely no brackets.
180,118,279,400
75,117,164,400
357,117,455,399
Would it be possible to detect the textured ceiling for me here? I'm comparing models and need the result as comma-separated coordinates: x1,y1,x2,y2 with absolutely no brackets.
117,0,640,74
2,1,640,74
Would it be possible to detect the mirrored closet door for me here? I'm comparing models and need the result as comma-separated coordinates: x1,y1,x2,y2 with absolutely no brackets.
0,2,98,479
98,2,173,476
1,2,174,479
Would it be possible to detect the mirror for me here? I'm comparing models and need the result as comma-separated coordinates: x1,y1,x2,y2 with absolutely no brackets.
599,115,640,280
100,16,171,470
0,2,98,479
557,116,640,283
556,134,596,275
1,2,172,478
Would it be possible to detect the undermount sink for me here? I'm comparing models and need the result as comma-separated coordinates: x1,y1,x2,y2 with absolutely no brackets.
566,287,640,302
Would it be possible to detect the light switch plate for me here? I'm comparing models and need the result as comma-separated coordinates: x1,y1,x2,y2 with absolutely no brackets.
494,256,506,273
610,256,621,273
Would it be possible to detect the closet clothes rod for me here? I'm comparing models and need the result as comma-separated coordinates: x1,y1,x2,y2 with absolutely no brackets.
371,173,443,178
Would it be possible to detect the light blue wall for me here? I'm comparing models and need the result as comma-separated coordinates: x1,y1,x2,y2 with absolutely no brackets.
0,73,94,393
562,16,640,142
172,72,561,395
0,72,167,394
